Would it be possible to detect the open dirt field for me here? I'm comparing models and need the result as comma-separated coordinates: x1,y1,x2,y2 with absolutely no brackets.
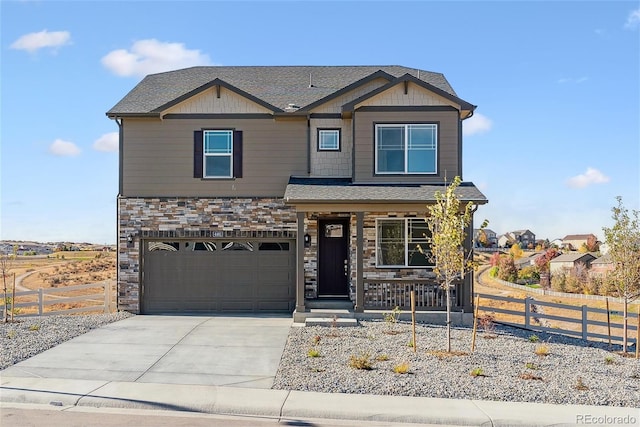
1,251,116,315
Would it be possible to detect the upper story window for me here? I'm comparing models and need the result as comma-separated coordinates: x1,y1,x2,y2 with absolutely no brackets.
376,218,434,267
193,129,243,179
204,130,233,178
318,129,341,151
375,124,437,174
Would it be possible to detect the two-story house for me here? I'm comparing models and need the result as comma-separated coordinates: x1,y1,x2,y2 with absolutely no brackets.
561,234,598,251
498,229,536,249
107,65,487,321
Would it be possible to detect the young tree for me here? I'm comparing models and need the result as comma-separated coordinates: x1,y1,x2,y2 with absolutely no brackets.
535,248,559,289
425,176,485,352
498,255,517,282
477,229,489,248
586,234,599,252
1,247,16,323
602,197,640,353
509,243,524,259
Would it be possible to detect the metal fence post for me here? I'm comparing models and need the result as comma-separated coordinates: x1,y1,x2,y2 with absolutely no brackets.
581,305,588,340
38,288,44,316
524,297,531,329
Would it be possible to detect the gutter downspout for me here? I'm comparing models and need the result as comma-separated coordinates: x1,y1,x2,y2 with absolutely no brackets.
307,116,311,175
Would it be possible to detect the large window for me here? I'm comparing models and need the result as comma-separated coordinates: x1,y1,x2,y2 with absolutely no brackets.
204,130,233,178
376,218,433,267
375,124,437,174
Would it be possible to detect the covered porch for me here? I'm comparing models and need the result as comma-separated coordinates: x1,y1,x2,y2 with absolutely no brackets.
284,178,487,325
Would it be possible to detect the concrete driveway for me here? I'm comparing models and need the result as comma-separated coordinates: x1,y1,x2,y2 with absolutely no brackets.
1,315,292,389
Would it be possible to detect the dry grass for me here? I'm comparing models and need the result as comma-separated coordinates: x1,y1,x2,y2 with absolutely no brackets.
3,252,116,315
393,362,410,374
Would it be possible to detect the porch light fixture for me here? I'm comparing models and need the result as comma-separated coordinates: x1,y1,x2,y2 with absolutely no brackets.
127,234,134,248
304,233,311,248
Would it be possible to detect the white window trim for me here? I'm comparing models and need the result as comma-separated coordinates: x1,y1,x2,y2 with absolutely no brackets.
203,130,234,178
375,218,432,268
318,129,341,151
374,123,438,175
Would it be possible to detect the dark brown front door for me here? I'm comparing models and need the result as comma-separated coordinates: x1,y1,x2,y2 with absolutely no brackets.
318,218,349,297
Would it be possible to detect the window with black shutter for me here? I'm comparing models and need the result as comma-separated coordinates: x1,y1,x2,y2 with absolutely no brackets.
193,129,243,178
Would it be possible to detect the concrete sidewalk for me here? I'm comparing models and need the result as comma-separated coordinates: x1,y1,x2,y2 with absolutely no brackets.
1,315,638,426
1,376,638,426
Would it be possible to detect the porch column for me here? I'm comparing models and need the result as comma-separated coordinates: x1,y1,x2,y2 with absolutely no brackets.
295,211,306,313
354,212,364,312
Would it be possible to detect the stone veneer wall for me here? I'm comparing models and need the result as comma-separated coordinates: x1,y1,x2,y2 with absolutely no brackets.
118,196,298,313
302,212,438,303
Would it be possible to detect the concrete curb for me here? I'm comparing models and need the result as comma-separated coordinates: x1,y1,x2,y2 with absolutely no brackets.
1,377,638,426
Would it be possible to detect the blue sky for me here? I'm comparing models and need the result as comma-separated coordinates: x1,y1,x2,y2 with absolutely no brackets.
1,1,639,244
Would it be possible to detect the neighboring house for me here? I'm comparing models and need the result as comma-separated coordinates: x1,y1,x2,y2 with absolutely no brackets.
590,254,615,277
107,65,487,318
511,229,536,249
549,253,597,276
497,233,514,248
473,228,497,248
550,238,564,248
561,234,597,251
498,229,536,249
514,252,544,269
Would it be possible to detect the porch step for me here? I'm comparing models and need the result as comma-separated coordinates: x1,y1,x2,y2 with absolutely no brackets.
304,317,359,327
306,299,354,310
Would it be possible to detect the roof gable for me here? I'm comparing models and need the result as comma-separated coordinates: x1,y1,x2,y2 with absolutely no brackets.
342,73,475,117
161,78,276,115
106,66,465,118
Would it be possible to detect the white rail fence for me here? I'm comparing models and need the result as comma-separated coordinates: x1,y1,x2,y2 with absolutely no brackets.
1,281,116,317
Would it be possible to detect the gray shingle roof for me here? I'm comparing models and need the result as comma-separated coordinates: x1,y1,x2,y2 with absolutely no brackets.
550,253,597,263
283,178,488,204
107,65,461,116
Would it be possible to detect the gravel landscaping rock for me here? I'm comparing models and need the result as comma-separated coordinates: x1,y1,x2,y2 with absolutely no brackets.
273,320,640,407
0,312,133,369
2,313,637,408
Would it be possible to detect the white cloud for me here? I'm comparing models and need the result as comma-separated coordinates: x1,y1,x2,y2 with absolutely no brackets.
463,113,492,136
566,167,610,189
93,132,118,152
10,30,71,53
101,39,212,77
49,139,81,157
624,8,640,29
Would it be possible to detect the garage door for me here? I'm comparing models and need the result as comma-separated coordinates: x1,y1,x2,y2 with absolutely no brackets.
142,240,295,314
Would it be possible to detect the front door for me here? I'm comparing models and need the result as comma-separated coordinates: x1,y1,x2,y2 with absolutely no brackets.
318,218,349,297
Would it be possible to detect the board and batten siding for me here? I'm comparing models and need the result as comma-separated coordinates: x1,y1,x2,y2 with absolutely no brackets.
122,118,307,197
353,110,460,183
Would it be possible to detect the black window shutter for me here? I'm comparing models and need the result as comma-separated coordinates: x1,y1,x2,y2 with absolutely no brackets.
233,130,243,178
193,130,203,178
